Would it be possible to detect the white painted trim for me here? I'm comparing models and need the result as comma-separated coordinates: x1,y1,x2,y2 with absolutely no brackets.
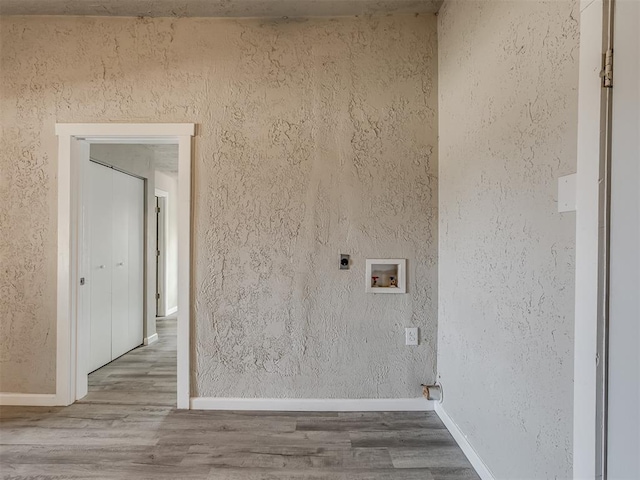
154,188,169,198
143,333,158,346
0,393,58,407
56,132,73,406
74,139,91,401
166,306,178,316
55,123,194,408
190,397,434,412
574,0,605,476
176,135,191,410
435,403,495,480
55,123,195,138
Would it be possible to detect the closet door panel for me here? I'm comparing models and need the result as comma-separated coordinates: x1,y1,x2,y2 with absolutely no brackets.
110,169,131,360
127,174,145,350
88,163,113,373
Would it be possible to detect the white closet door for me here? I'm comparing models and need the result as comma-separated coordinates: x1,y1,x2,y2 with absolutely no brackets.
88,162,145,370
110,169,131,360
126,173,144,351
88,162,113,372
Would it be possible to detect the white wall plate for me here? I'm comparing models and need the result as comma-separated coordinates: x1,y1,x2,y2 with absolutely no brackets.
365,259,406,294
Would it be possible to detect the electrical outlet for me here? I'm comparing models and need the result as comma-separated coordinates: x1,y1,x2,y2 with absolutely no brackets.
405,327,418,346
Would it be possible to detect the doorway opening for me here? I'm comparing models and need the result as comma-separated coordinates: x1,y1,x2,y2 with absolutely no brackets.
78,144,180,406
156,194,167,318
55,124,194,409
154,179,179,321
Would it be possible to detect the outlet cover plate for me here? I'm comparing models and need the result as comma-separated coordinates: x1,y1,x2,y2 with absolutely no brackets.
405,327,418,346
558,173,577,212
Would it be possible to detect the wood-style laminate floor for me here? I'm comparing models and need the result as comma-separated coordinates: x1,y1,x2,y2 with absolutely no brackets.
80,315,178,407
1,316,479,480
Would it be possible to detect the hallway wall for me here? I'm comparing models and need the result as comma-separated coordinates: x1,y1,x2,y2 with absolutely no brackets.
437,0,578,477
0,14,438,397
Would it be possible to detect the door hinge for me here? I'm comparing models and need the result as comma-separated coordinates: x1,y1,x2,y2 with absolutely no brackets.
156,250,160,257
156,293,160,300
603,48,613,88
80,277,85,286
156,206,161,213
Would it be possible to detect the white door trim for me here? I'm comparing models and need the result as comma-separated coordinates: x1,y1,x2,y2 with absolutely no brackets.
574,0,608,476
55,123,194,409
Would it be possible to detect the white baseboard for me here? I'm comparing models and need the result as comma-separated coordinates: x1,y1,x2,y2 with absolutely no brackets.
190,397,434,412
143,333,159,346
0,393,58,406
435,403,495,480
166,306,178,316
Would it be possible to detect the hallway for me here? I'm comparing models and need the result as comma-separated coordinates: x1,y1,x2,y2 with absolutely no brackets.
79,315,177,407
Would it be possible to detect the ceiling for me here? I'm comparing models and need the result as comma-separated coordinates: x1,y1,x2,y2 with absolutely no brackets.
91,144,179,177
0,0,443,17
149,144,179,176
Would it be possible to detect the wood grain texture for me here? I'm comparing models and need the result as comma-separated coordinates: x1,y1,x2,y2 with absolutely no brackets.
0,317,478,479
80,315,177,407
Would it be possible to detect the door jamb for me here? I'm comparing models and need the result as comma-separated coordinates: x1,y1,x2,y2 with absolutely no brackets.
55,123,195,409
574,0,613,476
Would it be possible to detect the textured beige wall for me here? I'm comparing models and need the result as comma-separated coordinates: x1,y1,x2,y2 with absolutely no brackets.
0,15,438,396
0,0,443,17
437,1,578,478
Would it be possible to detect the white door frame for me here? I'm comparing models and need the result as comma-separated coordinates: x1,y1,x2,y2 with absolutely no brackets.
55,123,194,409
573,0,615,476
